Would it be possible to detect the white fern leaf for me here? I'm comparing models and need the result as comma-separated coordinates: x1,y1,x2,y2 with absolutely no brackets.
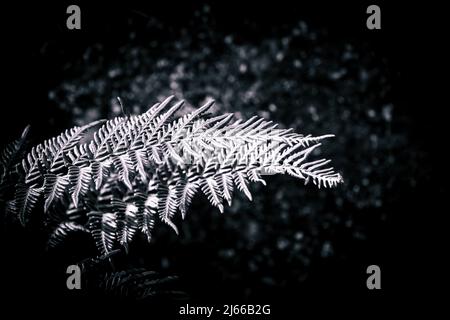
112,154,134,190
233,171,253,201
178,169,200,219
43,174,70,212
69,165,92,207
142,180,158,242
88,211,117,255
158,183,180,234
4,96,343,251
15,184,42,225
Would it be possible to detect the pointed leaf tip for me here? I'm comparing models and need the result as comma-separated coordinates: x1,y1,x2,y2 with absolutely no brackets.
202,99,215,109
21,125,31,139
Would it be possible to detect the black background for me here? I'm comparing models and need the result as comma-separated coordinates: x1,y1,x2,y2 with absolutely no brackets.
0,0,444,316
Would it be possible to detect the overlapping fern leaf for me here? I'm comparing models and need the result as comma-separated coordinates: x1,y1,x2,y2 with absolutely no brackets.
0,96,343,255
94,268,186,300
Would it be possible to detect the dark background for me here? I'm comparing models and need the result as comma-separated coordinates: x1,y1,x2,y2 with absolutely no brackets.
0,0,443,316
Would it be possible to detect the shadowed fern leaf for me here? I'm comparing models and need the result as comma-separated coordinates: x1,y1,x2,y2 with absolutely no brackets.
0,126,30,202
94,268,186,300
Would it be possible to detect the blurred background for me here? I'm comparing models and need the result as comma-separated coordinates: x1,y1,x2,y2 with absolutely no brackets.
0,0,438,314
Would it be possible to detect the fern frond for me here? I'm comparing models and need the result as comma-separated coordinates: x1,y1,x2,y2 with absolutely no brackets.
88,211,117,255
14,184,42,225
0,126,30,200
47,120,104,173
142,180,158,242
112,154,135,190
43,174,70,212
47,221,88,249
158,181,180,235
178,169,200,219
4,96,343,253
69,166,92,207
96,268,185,300
114,200,140,248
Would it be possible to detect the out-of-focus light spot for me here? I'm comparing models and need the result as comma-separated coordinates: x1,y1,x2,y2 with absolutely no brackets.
277,238,290,250
321,242,333,258
382,104,393,122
